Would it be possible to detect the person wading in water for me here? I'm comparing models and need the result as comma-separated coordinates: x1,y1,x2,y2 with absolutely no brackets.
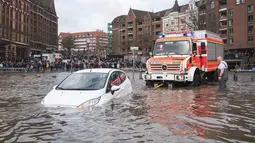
217,56,228,89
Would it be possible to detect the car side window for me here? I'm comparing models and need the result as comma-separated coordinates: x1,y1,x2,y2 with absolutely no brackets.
109,72,121,86
119,72,126,84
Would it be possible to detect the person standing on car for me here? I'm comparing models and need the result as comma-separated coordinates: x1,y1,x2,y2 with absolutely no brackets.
217,56,228,89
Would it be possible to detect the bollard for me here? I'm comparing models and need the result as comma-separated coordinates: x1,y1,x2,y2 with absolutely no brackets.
139,70,142,79
233,72,238,81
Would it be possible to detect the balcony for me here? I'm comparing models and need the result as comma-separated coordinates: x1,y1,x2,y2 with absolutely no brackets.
127,31,133,35
220,34,227,39
219,5,227,12
219,15,227,21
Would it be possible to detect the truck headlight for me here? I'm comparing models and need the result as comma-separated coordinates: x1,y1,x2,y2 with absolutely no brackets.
77,96,101,110
145,74,151,80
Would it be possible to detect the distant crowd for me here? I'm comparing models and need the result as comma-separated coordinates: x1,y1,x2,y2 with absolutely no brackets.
0,57,146,72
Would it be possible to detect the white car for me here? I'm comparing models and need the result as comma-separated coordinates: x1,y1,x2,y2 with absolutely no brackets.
41,68,133,109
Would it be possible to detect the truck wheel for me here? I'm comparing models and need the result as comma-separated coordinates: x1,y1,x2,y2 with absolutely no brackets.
146,81,153,87
190,73,201,87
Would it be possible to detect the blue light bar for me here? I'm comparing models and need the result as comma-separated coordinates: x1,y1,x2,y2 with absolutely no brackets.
157,34,165,39
186,33,193,37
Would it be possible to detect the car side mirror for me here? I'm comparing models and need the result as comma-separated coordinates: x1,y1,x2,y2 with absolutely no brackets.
111,85,120,92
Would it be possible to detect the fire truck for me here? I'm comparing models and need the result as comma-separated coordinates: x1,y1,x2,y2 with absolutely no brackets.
142,30,224,88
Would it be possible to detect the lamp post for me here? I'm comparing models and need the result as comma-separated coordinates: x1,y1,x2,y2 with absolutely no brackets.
87,39,90,62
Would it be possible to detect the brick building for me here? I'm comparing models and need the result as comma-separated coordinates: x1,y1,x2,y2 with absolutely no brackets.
110,0,199,59
0,0,58,62
199,0,255,53
111,8,165,59
58,31,108,57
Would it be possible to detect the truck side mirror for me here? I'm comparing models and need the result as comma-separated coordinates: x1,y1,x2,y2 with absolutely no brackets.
192,43,197,56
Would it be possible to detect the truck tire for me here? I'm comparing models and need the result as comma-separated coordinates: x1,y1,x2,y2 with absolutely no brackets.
189,73,201,87
146,81,153,87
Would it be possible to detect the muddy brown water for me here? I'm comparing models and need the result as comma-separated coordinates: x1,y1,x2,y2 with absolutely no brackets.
0,72,254,143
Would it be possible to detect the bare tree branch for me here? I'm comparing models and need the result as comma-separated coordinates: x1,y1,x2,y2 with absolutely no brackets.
61,36,75,57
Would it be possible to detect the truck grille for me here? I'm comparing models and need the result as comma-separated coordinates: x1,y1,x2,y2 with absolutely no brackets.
149,63,181,72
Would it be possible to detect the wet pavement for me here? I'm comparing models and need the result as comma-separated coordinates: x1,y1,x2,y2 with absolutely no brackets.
0,71,254,143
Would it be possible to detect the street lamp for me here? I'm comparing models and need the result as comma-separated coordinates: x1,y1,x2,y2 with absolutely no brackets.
87,39,90,62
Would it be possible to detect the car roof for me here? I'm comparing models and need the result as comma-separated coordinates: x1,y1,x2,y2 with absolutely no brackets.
74,68,117,74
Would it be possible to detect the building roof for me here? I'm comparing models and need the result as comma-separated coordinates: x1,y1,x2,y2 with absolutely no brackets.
30,0,56,13
172,0,180,12
71,31,107,37
131,9,150,20
151,9,170,19
112,15,126,24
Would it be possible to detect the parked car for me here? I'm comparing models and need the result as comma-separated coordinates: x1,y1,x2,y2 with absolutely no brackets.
41,68,133,109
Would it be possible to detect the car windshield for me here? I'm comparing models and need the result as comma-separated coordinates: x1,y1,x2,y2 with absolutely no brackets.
56,73,108,90
154,40,190,56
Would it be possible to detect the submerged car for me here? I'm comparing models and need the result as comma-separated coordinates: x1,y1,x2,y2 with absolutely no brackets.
41,68,133,109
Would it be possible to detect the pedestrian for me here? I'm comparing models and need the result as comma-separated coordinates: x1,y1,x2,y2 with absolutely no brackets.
217,56,228,89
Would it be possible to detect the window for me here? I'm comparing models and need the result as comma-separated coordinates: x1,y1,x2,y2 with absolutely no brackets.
248,36,253,42
118,72,126,84
228,9,233,17
210,1,215,9
248,15,253,23
229,19,233,26
248,5,253,13
56,73,108,90
236,0,240,4
229,28,233,36
241,0,245,3
109,72,121,86
229,38,234,44
248,26,253,34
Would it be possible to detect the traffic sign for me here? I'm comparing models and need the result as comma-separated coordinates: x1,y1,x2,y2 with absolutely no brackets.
130,47,138,51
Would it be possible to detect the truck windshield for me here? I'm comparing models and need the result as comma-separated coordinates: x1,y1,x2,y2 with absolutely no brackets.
154,41,190,56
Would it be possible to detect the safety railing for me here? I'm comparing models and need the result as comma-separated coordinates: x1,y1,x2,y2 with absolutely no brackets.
0,68,27,72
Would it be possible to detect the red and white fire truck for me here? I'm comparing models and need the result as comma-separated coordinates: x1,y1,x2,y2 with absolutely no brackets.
142,30,224,88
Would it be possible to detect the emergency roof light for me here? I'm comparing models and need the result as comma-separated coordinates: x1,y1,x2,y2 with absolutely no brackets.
157,34,165,39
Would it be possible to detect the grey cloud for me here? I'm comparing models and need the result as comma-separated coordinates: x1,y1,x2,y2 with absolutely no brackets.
55,0,190,33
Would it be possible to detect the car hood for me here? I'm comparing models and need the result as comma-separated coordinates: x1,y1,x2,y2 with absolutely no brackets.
42,89,104,107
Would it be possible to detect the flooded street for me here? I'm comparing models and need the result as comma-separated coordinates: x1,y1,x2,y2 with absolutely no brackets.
0,72,254,143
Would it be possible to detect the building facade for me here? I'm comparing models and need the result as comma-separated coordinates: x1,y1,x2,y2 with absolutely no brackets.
107,23,113,55
0,0,58,62
163,0,199,34
199,0,255,53
59,31,108,57
110,0,199,58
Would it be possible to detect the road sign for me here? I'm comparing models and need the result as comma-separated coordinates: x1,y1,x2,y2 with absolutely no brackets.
130,47,138,51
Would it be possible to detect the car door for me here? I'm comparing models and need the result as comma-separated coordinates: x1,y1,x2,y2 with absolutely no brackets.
106,71,122,97
118,71,129,95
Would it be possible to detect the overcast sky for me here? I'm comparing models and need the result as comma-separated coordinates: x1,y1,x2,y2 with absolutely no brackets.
55,0,189,34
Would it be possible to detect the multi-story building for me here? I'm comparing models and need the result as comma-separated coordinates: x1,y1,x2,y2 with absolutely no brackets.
111,9,163,59
30,0,58,55
0,0,58,62
107,23,113,55
58,31,108,57
110,0,199,59
163,0,199,34
199,0,255,53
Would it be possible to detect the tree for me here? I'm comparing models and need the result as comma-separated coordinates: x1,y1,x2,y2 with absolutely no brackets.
180,7,199,30
61,36,75,57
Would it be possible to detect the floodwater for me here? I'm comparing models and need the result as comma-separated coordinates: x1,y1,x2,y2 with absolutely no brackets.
0,71,254,143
